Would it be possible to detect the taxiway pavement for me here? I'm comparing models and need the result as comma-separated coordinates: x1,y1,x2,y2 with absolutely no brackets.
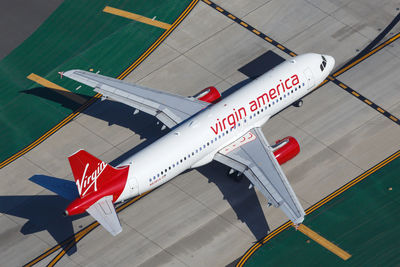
1,0,400,266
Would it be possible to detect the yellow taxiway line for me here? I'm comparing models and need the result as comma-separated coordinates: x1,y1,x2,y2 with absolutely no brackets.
27,73,87,104
103,6,171,30
297,224,351,260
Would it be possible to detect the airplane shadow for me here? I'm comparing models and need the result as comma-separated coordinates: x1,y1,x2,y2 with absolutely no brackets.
0,176,87,255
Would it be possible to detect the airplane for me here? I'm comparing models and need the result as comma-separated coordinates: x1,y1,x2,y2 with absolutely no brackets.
33,53,334,236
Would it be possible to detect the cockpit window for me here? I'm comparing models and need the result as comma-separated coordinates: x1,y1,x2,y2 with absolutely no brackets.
320,55,327,72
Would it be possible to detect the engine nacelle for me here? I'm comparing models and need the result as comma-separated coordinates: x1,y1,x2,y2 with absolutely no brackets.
193,86,221,104
272,136,300,165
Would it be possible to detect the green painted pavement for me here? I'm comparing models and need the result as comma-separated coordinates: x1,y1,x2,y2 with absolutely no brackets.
0,0,192,163
245,156,400,266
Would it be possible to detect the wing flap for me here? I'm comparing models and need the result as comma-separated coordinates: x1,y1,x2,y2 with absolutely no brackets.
86,195,122,236
63,70,208,127
215,128,305,225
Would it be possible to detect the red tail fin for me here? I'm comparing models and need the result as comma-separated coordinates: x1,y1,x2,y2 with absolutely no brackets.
66,150,129,216
68,150,129,200
68,150,108,198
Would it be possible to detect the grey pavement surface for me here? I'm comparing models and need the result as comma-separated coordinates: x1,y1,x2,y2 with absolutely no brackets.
0,0,64,60
1,0,400,266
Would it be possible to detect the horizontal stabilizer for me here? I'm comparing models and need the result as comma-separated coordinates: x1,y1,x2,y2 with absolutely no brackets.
86,195,122,236
29,175,79,201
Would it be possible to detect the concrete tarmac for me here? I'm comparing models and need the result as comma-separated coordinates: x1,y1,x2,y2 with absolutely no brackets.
1,0,400,266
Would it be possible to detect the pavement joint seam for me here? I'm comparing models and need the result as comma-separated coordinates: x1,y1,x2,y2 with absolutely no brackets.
133,44,182,83
304,0,376,45
381,41,400,60
277,15,329,50
119,216,190,267
22,155,56,177
169,177,256,238
276,113,366,173
4,212,56,252
170,0,274,57
74,117,120,150
163,1,236,55
182,52,227,82
240,0,327,45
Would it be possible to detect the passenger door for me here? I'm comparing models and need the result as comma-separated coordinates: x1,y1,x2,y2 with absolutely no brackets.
304,68,315,90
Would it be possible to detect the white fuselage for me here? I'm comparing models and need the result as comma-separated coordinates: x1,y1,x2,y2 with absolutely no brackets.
116,53,334,202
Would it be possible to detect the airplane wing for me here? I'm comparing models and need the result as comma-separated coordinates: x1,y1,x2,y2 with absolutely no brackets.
214,128,305,225
63,70,209,128
86,195,122,236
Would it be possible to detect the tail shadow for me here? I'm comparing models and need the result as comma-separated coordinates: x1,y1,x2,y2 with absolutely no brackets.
0,175,86,255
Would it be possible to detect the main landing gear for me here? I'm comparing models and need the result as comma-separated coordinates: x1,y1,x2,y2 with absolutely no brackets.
293,99,303,107
227,168,243,182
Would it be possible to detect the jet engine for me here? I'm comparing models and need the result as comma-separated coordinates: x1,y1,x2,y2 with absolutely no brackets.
193,86,221,104
272,136,300,165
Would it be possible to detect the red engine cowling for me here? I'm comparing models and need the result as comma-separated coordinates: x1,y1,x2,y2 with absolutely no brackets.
193,86,221,104
272,136,300,165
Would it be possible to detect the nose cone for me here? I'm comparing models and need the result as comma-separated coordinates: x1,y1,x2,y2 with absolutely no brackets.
325,55,335,74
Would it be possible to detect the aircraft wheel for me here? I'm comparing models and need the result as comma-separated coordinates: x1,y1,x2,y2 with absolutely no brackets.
234,173,243,182
227,169,236,178
293,100,303,107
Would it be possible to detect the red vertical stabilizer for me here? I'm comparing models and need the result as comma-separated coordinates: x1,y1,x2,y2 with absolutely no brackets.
65,150,129,215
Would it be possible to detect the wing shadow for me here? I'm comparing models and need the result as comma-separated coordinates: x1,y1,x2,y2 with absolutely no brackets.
197,161,270,240
22,87,162,141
